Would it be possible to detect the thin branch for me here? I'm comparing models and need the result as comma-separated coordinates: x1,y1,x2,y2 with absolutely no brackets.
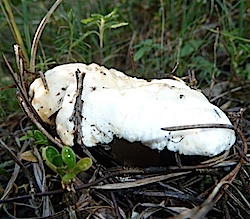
3,53,65,150
16,90,65,149
210,85,243,102
30,0,62,73
0,168,144,204
92,172,191,190
161,123,235,131
72,69,97,163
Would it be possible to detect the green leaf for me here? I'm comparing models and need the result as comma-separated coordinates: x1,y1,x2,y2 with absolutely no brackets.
0,168,9,179
52,154,63,167
244,63,250,79
34,130,50,145
19,130,34,141
27,130,34,136
61,172,76,185
110,22,128,29
0,160,14,169
35,139,49,145
134,46,151,61
34,130,46,141
81,17,98,25
81,17,94,24
42,146,60,173
90,13,104,19
133,39,154,61
62,146,76,169
180,40,204,58
104,10,117,19
19,135,30,141
0,160,14,179
42,146,60,163
73,157,92,175
44,159,58,173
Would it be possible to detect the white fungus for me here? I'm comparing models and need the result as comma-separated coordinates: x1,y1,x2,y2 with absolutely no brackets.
29,63,236,156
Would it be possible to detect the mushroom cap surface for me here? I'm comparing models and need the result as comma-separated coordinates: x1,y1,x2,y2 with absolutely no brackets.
29,63,236,156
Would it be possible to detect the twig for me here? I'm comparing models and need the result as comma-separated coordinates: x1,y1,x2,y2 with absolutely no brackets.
171,62,179,75
110,192,122,219
224,188,250,214
3,53,65,149
0,163,20,209
92,171,191,190
14,44,29,94
129,47,137,76
161,123,235,131
39,70,49,91
0,168,144,204
70,69,97,163
17,90,65,149
210,85,243,102
73,69,85,145
30,0,62,73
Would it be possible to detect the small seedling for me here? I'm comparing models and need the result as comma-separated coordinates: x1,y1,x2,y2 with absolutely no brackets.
19,129,51,146
20,130,92,191
42,146,92,191
81,9,128,61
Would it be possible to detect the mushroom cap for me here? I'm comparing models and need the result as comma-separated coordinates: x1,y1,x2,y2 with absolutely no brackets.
29,63,236,156
29,63,85,124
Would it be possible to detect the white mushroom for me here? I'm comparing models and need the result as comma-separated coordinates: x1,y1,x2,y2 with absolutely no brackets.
29,63,236,156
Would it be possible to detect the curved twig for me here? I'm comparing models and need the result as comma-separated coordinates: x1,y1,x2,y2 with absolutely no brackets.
30,0,62,73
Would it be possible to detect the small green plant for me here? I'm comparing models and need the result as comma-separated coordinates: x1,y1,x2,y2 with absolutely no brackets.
20,129,51,145
20,130,92,191
81,9,128,62
133,39,161,62
42,146,92,191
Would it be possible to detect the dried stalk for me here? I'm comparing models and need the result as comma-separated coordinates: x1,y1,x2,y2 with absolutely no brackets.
161,123,235,131
30,0,62,73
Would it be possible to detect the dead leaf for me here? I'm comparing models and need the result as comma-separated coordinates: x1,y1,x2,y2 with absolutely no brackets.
20,150,38,162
